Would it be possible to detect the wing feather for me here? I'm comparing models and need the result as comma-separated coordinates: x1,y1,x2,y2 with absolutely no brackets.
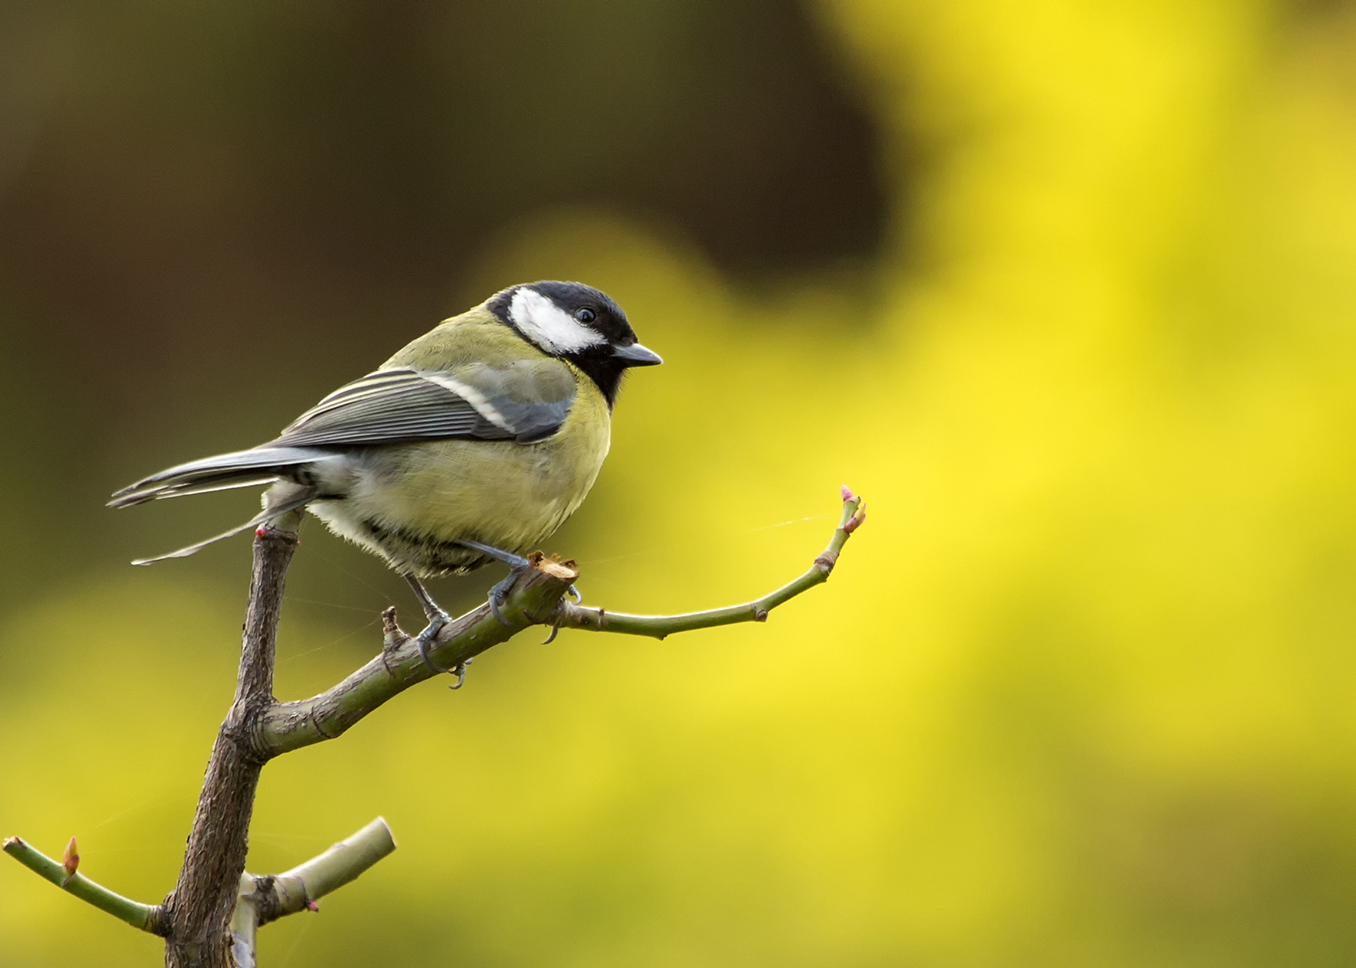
270,365,574,448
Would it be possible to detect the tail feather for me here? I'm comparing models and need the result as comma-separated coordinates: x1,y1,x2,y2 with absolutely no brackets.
135,476,279,502
109,446,331,508
130,485,318,566
113,445,333,565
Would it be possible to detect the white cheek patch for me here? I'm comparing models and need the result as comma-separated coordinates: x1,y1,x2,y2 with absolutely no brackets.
508,288,607,355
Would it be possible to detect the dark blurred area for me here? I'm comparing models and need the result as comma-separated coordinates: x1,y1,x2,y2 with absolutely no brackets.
0,0,885,613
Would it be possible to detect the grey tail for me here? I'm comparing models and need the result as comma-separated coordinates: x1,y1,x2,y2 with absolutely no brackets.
131,485,319,566
111,444,333,565
109,446,332,508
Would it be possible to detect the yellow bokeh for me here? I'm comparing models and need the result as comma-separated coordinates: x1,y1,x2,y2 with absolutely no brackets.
4,0,1356,964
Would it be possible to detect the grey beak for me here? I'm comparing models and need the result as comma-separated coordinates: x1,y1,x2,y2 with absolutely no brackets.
612,342,663,366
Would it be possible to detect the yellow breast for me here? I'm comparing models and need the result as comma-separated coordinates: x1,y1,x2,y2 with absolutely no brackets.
309,361,611,575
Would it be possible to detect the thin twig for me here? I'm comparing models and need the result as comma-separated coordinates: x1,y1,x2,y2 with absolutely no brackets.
1,836,164,934
553,494,866,638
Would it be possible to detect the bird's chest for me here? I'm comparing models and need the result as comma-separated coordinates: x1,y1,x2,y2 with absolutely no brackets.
326,382,612,574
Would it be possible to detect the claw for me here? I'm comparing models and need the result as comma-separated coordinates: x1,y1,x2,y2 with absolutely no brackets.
567,584,582,604
541,624,560,645
448,658,472,690
415,616,450,674
416,623,473,691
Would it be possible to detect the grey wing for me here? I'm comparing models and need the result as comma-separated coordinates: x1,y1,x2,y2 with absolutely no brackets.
271,365,575,448
110,363,576,564
110,363,576,513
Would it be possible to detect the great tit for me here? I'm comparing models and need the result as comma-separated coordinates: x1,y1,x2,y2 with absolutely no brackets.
111,281,661,679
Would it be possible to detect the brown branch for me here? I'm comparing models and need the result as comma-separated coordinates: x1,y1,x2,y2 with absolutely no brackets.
5,489,865,966
255,493,865,760
256,554,578,758
161,511,304,968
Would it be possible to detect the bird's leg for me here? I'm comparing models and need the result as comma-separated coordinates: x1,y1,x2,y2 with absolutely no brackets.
454,539,534,627
404,574,470,689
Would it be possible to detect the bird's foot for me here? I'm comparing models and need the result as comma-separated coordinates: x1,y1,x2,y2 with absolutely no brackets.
413,617,473,689
455,539,534,627
404,574,470,689
540,584,581,643
486,567,528,626
414,610,449,673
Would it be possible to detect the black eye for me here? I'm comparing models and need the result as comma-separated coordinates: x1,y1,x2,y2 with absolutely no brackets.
575,307,596,324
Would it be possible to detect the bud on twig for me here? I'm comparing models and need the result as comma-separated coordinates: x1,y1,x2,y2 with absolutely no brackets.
844,499,867,534
61,837,79,885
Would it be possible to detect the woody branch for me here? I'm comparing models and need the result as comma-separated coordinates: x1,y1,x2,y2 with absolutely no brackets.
4,489,865,967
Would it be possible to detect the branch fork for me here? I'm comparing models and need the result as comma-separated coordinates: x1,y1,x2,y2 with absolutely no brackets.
6,488,866,966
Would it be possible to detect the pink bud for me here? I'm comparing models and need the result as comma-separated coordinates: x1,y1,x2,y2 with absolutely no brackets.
255,527,267,538
305,900,319,912
841,485,854,502
62,837,79,878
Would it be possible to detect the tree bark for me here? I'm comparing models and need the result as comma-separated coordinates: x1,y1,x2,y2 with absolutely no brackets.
162,515,301,968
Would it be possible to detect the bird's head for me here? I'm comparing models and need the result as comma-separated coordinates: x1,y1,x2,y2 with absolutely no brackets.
488,281,662,407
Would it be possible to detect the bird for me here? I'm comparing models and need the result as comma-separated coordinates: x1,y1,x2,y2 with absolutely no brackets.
110,281,662,685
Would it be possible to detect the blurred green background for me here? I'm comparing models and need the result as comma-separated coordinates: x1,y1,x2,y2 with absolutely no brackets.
3,0,1356,964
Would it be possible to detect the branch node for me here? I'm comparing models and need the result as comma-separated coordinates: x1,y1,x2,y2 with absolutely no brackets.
380,606,409,661
381,606,400,640
753,608,769,622
256,519,301,544
249,817,396,931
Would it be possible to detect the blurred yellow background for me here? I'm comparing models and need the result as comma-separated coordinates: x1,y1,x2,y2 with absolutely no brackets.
3,0,1356,964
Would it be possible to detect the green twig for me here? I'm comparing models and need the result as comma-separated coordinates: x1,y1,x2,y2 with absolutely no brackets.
2,836,164,934
259,815,397,923
231,818,396,967
553,493,866,638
